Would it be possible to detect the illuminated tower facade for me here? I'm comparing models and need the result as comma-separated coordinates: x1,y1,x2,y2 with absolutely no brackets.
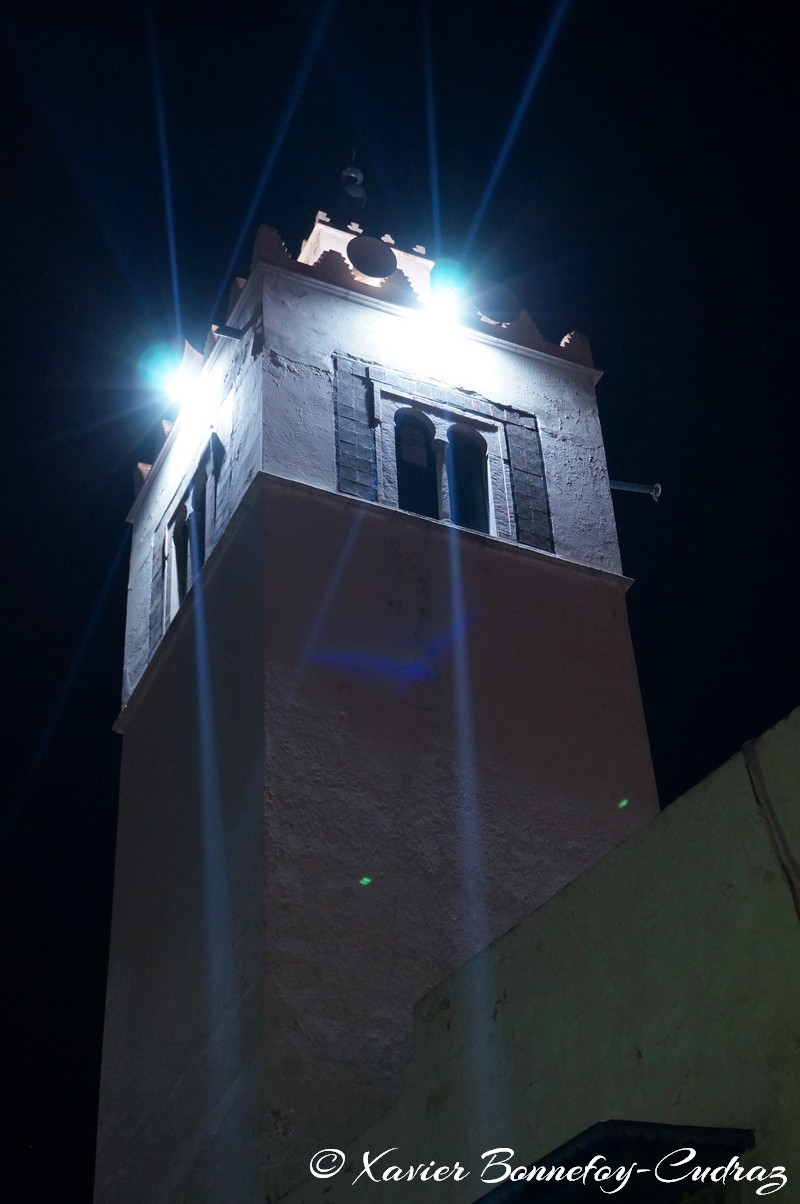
95,215,658,1203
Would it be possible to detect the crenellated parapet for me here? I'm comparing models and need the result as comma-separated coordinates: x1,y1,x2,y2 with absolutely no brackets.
247,214,594,367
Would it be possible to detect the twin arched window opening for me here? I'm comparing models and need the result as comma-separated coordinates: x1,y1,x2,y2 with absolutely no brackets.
164,446,219,631
394,411,489,534
167,471,207,622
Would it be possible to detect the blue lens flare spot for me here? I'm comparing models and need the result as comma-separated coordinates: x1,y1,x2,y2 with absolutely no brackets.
358,876,373,886
430,257,467,298
138,342,182,391
618,798,629,809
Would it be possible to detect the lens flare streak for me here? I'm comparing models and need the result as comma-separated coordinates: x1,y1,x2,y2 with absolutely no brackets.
461,0,573,259
147,11,182,341
423,7,442,259
210,0,338,322
447,523,501,1124
311,613,478,694
447,526,486,953
2,531,131,853
188,521,244,1170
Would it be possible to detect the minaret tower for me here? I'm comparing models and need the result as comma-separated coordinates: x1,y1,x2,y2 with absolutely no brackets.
95,212,658,1203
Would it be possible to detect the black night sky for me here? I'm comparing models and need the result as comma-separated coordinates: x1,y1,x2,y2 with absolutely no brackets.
2,3,798,1199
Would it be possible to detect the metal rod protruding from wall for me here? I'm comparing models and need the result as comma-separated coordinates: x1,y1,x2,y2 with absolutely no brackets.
610,480,662,502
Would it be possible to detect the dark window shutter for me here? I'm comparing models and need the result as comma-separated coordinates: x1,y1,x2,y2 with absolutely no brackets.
333,359,378,501
506,421,553,552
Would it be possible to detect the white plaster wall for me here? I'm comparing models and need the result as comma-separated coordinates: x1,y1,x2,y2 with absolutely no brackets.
297,218,434,299
123,264,619,706
280,710,800,1204
252,477,655,1199
122,279,263,703
100,474,657,1204
259,266,620,574
95,502,267,1204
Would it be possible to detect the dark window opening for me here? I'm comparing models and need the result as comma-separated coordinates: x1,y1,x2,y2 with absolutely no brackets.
395,412,439,520
167,461,211,623
172,503,189,605
447,426,489,533
154,440,225,647
188,470,207,580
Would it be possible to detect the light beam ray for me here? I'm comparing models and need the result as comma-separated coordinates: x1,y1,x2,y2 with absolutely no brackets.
147,10,182,340
423,6,442,258
1,530,131,854
461,0,573,260
447,521,498,1129
8,398,163,462
265,505,367,758
447,525,486,954
187,517,247,1181
209,0,338,322
4,18,164,318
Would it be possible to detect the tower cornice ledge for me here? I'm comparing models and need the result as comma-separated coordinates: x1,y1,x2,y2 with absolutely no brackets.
254,260,602,382
114,471,632,735
251,222,599,377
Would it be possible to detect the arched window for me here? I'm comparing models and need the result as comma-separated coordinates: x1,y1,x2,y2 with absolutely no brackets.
188,469,207,578
446,426,489,534
172,502,190,605
395,411,439,520
163,458,213,629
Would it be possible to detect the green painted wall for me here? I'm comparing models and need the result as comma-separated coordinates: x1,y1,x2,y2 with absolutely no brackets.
284,710,800,1202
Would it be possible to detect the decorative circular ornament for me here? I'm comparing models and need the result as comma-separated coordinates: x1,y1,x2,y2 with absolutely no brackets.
474,282,521,325
346,235,398,280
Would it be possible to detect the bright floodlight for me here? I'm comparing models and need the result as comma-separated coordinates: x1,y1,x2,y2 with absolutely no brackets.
426,257,468,325
139,342,180,387
430,257,466,295
139,341,196,406
164,368,196,406
425,290,461,324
